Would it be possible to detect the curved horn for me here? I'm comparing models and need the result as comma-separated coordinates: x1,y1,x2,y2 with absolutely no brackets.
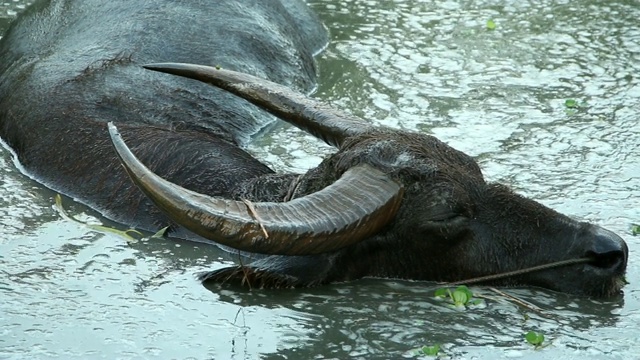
143,62,373,148
108,123,403,255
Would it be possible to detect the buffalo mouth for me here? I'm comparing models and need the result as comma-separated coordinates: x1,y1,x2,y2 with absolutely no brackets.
528,226,628,297
528,256,627,298
444,244,627,298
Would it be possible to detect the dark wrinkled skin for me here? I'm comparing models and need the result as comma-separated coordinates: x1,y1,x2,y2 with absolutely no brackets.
204,129,627,297
0,1,627,297
0,0,327,238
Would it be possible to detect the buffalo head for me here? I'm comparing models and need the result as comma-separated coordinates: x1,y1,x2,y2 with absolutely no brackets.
108,63,628,297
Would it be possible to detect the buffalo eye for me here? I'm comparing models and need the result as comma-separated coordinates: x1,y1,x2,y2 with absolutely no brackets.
403,183,474,241
416,203,472,241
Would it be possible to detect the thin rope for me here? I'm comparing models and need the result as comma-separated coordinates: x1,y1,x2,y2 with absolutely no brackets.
445,257,593,286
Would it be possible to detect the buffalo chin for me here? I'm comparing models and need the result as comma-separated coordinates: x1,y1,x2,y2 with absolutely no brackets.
520,265,627,299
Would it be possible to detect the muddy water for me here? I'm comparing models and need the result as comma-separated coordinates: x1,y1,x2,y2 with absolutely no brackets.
1,1,639,359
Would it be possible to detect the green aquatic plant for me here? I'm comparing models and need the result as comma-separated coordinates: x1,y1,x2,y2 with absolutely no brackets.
564,98,587,115
411,344,440,357
434,285,483,308
486,19,496,30
564,99,578,108
421,344,440,356
631,223,639,236
54,194,168,241
525,331,545,349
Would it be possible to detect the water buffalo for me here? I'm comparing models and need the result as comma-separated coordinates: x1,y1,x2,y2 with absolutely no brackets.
0,1,628,298
0,0,327,237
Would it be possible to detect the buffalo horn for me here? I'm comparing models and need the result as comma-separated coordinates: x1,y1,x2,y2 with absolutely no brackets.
143,63,373,148
108,123,403,255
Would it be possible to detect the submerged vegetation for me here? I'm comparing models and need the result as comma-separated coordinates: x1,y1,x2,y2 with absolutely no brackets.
410,286,553,357
54,194,168,241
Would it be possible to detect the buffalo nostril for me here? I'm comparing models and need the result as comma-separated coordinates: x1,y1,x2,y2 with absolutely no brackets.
585,250,625,270
585,226,628,272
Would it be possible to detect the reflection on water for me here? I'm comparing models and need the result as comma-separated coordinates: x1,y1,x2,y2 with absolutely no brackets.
1,0,640,359
211,280,628,359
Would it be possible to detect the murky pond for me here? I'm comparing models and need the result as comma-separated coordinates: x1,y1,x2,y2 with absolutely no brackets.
1,0,639,359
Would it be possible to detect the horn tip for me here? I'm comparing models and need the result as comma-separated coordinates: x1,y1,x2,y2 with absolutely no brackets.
107,121,119,138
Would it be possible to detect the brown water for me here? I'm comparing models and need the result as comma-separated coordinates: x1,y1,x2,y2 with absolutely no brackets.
1,1,639,359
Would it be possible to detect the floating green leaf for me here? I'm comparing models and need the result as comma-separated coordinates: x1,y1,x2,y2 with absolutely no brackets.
452,289,469,306
434,288,449,298
631,223,640,236
486,19,496,30
419,344,440,356
468,298,484,306
152,226,170,238
452,285,474,306
525,331,545,347
53,194,165,242
455,286,473,299
564,99,578,108
434,285,483,308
